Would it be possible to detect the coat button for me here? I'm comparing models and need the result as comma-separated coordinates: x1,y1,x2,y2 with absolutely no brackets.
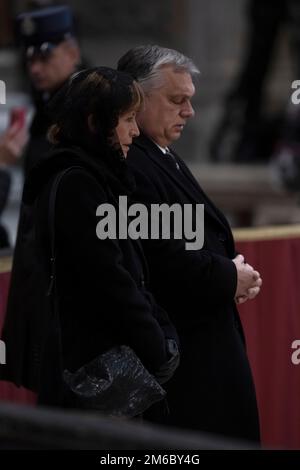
140,275,145,287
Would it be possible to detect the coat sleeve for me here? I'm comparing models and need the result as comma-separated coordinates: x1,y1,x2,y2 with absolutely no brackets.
52,169,169,373
129,160,237,308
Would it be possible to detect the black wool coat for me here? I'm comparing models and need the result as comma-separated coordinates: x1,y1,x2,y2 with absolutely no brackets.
23,93,54,177
127,133,260,442
1,146,177,406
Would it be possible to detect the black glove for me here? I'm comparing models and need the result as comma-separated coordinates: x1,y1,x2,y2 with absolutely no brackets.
155,339,180,385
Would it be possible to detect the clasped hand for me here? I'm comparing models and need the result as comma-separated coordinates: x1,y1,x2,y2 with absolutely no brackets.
233,254,262,305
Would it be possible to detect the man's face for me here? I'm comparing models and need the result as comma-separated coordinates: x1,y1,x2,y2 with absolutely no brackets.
137,66,195,148
27,41,79,92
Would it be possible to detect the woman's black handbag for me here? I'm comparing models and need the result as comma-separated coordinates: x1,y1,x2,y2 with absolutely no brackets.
48,168,166,417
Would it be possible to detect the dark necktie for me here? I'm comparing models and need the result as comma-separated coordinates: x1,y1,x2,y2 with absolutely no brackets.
165,149,180,171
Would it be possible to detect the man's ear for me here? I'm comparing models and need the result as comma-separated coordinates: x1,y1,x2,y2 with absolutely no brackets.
70,44,81,66
63,41,81,66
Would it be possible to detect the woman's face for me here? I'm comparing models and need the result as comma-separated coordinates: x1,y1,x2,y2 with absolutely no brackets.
115,109,140,157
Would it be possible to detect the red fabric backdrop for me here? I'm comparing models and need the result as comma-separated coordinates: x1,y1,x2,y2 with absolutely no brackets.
237,236,300,449
0,271,36,406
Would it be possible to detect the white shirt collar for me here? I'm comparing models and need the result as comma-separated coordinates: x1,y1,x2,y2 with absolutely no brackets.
152,140,169,155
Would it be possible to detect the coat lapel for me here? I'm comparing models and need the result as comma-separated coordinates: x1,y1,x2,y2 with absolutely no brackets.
171,149,233,234
134,134,230,233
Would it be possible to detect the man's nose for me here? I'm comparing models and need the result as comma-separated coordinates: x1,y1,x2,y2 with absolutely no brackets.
181,101,195,118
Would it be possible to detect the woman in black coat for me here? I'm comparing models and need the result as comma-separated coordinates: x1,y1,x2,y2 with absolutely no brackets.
1,67,178,411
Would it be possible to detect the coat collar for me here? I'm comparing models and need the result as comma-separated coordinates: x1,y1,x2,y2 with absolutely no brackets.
132,134,231,232
132,134,203,201
23,145,136,204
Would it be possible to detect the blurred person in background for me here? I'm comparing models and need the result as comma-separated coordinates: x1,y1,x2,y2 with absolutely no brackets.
211,0,300,164
0,122,28,247
15,4,82,175
0,119,28,166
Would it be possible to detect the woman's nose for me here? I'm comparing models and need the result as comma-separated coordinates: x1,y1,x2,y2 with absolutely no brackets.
131,121,140,137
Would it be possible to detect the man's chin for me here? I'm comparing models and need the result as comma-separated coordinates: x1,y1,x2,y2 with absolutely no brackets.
171,131,182,141
32,81,48,91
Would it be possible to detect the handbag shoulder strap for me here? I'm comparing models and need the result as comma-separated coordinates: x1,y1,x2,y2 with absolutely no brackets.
47,165,82,296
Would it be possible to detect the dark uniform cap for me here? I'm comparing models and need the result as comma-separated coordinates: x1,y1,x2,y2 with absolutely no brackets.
16,5,74,47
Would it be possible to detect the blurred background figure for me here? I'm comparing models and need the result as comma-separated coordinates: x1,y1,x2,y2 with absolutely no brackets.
0,109,28,248
15,4,82,176
210,0,300,165
0,112,28,166
272,104,300,191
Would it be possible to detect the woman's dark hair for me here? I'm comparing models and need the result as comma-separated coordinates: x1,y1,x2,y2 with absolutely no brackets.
47,66,143,157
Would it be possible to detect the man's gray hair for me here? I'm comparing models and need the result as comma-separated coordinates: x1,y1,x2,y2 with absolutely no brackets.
117,45,200,92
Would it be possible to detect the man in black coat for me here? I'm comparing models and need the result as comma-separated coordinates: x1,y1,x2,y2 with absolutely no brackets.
118,45,262,442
